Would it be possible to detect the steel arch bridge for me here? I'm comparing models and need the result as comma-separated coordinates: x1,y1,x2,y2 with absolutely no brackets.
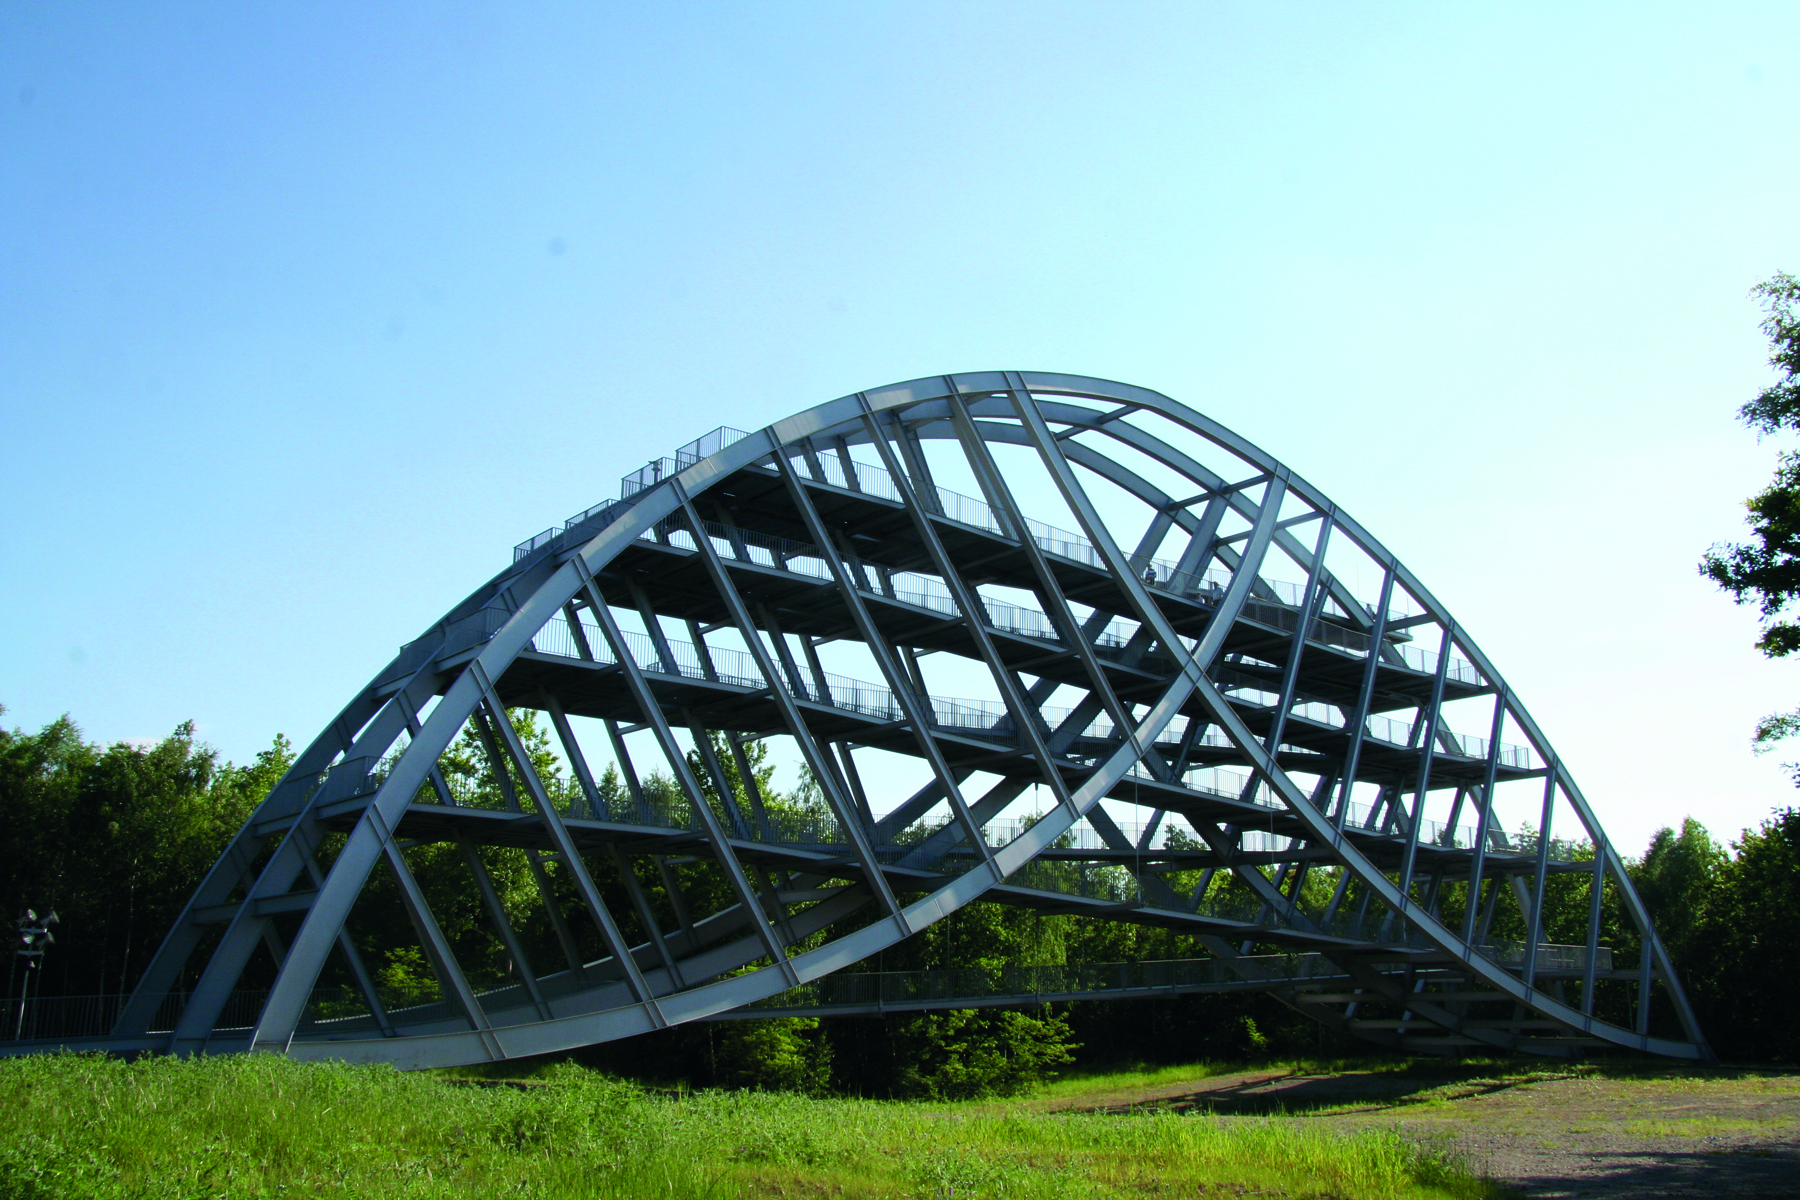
51,373,1712,1067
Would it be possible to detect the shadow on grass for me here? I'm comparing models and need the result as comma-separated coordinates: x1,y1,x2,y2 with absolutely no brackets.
1036,1058,1487,1114
1183,1078,1522,1116
1066,1058,1592,1117
1063,1054,1800,1118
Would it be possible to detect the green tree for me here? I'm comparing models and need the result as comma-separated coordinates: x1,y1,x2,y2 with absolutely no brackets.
1633,819,1728,965
1702,273,1800,765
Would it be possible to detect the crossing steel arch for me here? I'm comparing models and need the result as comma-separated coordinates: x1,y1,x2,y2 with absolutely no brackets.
50,372,1708,1067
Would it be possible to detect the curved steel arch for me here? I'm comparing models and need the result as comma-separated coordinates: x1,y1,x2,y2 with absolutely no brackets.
76,372,1706,1068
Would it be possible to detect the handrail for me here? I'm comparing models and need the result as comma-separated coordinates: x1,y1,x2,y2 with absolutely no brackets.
515,425,756,560
514,608,1535,834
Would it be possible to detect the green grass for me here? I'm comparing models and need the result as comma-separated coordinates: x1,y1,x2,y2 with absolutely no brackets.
0,1053,1513,1198
1610,1116,1795,1138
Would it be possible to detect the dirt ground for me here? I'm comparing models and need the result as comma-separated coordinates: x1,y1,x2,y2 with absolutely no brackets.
1041,1064,1800,1198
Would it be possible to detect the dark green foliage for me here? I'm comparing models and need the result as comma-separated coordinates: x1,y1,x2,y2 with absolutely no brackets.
582,897,1082,1097
344,708,608,998
1606,812,1800,1062
1065,989,1347,1066
885,1006,1077,1099
1702,274,1800,708
1674,274,1800,1061
705,1015,834,1094
1634,819,1728,968
1710,809,1800,1062
1735,272,1800,437
0,705,291,997
1645,810,1800,1063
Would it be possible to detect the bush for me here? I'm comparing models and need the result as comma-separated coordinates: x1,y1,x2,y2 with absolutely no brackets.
887,1006,1079,1099
708,1016,832,1094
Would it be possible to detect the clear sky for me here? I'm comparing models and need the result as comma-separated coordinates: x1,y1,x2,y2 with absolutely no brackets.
4,2,1798,853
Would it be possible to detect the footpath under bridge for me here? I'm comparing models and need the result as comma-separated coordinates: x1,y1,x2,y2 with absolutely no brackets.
8,372,1710,1068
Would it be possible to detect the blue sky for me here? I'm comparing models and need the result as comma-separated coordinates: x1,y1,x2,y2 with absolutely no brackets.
4,2,1797,851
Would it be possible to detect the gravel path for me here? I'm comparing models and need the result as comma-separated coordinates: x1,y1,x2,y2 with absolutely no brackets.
1046,1066,1800,1198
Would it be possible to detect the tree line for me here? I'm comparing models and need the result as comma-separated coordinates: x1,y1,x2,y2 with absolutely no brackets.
2,703,1796,1094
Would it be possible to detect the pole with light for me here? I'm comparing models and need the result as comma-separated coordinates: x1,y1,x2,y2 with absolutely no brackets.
14,910,58,1040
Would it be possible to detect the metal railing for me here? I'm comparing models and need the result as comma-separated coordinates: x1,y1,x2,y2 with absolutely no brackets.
0,988,273,1044
433,602,1531,825
1483,939,1612,973
786,449,1436,623
513,437,1482,686
516,608,1538,810
619,426,753,500
515,425,755,560
1279,702,1532,770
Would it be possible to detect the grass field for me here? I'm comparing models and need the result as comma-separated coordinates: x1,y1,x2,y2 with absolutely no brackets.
0,1053,1507,1199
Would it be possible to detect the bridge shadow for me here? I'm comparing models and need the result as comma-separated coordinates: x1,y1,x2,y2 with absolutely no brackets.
1082,1063,1550,1117
1071,1064,1800,1198
1506,1145,1800,1199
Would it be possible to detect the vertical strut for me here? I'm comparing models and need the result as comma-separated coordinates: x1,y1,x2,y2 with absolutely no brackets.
1522,766,1558,988
1397,624,1456,898
675,483,907,926
471,665,660,1012
1461,691,1510,946
1334,567,1397,830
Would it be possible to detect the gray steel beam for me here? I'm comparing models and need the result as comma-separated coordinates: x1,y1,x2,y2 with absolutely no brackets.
469,705,590,981
943,391,1140,760
1522,768,1558,988
773,443,997,867
606,845,687,990
1333,567,1396,828
572,556,799,984
1581,837,1606,1017
725,732,776,838
1397,625,1456,898
685,709,753,839
1461,692,1510,946
542,693,604,821
456,832,550,1020
604,720,648,824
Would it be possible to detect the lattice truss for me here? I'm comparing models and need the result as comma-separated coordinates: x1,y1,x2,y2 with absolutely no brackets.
101,373,1709,1067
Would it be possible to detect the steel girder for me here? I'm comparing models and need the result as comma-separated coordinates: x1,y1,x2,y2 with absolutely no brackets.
60,372,1707,1067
